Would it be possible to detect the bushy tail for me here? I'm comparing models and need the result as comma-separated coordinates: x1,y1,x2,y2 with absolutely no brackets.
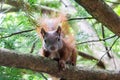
36,13,74,39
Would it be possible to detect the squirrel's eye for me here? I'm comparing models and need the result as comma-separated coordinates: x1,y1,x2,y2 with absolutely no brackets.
56,37,60,41
44,40,47,43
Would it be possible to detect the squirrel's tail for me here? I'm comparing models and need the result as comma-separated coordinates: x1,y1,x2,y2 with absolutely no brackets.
36,13,70,35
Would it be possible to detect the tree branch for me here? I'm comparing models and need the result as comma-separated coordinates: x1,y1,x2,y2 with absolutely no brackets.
101,25,112,58
76,34,117,45
68,17,93,21
0,8,20,13
75,0,120,37
0,28,35,39
29,39,38,53
0,48,120,80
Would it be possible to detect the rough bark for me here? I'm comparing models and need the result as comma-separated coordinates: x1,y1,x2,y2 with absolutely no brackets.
75,0,120,36
0,48,120,80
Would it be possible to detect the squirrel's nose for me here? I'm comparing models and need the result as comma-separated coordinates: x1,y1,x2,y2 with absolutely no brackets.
50,46,55,50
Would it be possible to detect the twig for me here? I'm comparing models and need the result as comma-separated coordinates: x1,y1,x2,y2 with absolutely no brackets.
108,37,119,69
25,13,37,26
93,36,119,69
0,28,35,39
30,39,38,53
112,55,117,69
68,17,93,21
40,73,48,80
60,0,68,7
0,7,20,13
101,25,112,58
76,34,116,45
0,0,4,11
109,37,119,52
78,51,105,69
23,4,39,27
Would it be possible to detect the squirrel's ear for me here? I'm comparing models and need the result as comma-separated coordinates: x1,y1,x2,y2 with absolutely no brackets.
56,26,61,35
41,28,46,37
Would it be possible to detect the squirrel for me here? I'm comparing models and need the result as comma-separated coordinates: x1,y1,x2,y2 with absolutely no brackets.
37,14,77,80
37,14,77,70
40,26,77,69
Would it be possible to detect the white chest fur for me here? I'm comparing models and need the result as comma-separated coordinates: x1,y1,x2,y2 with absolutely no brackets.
49,52,60,59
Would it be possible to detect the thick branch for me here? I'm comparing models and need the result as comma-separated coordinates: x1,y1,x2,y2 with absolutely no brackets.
0,48,120,80
75,0,120,36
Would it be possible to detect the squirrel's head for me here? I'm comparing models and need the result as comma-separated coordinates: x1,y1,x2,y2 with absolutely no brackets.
41,26,63,52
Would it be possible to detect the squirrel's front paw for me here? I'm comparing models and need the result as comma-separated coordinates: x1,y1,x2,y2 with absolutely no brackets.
59,60,66,71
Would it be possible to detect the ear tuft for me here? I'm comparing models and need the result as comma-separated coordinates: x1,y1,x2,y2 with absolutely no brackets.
41,28,46,37
56,26,61,35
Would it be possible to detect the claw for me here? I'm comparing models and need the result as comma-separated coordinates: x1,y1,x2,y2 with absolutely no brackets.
59,60,66,71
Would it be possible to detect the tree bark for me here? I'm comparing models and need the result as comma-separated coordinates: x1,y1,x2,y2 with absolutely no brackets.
75,0,120,36
0,48,120,80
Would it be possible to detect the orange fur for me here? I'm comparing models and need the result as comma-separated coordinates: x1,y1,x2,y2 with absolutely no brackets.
36,13,71,38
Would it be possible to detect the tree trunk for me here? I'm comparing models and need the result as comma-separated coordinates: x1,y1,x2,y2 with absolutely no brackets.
0,48,120,80
75,0,120,36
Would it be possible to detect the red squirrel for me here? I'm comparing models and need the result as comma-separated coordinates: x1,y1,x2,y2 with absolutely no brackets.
40,26,77,70
37,14,77,70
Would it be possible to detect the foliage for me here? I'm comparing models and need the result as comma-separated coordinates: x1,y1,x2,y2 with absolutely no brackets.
114,5,120,16
0,0,120,80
